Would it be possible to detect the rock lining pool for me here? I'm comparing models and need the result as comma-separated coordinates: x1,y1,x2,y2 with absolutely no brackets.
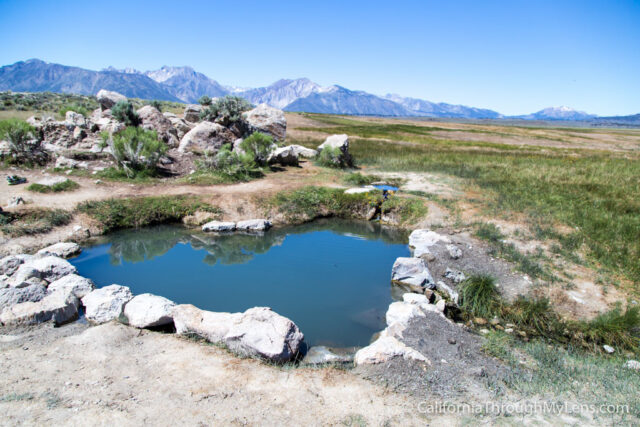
70,219,410,347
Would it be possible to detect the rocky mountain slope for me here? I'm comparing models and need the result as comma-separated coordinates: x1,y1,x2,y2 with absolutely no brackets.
2,59,635,122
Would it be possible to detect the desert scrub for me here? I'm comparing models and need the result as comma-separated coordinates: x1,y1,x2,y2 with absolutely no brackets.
0,118,48,165
316,146,349,168
240,132,275,166
0,208,72,237
27,179,79,193
197,146,264,182
199,95,253,127
77,196,220,232
343,172,381,186
103,127,167,178
111,100,140,127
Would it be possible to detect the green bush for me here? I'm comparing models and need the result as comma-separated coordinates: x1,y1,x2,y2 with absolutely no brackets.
104,127,167,177
343,172,380,186
240,132,274,166
149,100,162,112
27,179,80,193
316,146,348,168
198,95,212,106
0,208,72,237
458,274,502,319
111,100,140,127
199,95,253,127
77,196,219,232
58,103,89,118
0,119,47,165
200,146,262,182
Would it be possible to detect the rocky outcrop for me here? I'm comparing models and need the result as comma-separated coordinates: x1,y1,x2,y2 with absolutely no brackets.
65,111,86,128
55,156,89,169
82,285,133,324
391,257,435,289
0,254,32,276
96,89,127,110
137,105,179,147
166,115,194,139
243,104,287,141
408,229,451,258
178,121,235,153
267,146,299,166
236,219,272,232
183,104,202,123
172,304,304,362
37,242,81,259
202,221,236,232
317,134,352,166
123,293,176,328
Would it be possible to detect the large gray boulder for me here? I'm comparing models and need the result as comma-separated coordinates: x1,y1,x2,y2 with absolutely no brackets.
37,242,82,259
82,285,133,324
123,293,176,328
243,104,287,141
166,115,194,139
267,146,299,166
47,274,95,299
202,221,236,232
183,104,202,123
0,254,33,276
391,257,435,289
0,290,80,326
317,134,353,166
10,256,77,287
0,284,47,312
137,105,179,147
178,121,235,153
408,229,451,257
172,305,304,362
96,89,127,110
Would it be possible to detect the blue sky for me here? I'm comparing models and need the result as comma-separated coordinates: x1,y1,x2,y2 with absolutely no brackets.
0,0,638,115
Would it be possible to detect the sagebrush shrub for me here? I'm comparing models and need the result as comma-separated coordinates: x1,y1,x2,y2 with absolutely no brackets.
240,132,275,166
111,100,140,127
104,127,166,177
0,119,47,165
199,95,253,127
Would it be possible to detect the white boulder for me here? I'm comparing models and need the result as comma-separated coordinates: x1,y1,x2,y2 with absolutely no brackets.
82,285,133,324
243,104,287,141
47,274,95,299
236,219,272,232
289,145,318,158
0,254,32,276
623,360,640,371
96,89,127,110
0,290,80,326
267,146,299,166
202,221,236,232
35,176,68,187
391,257,435,289
317,134,352,166
137,105,179,147
178,121,235,153
172,304,239,342
435,281,459,304
37,242,81,259
123,293,176,328
64,111,86,128
386,301,426,327
354,336,429,365
408,229,451,257
0,284,47,311
10,256,77,286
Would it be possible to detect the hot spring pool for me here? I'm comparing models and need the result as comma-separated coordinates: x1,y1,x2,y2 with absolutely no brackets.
70,219,410,347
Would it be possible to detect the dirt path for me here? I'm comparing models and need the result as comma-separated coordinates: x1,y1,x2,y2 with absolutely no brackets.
0,322,442,426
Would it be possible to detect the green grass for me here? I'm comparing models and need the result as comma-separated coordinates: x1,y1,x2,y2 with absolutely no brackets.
458,274,502,319
0,208,72,237
342,172,381,186
265,185,426,225
484,332,640,423
296,118,640,289
77,195,221,233
27,179,80,193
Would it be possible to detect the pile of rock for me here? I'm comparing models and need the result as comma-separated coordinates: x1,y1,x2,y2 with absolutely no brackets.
201,219,272,233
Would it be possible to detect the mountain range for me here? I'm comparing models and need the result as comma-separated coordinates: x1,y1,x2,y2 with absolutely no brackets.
0,59,635,122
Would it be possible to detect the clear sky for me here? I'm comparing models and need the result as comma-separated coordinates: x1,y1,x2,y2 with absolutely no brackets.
0,0,638,115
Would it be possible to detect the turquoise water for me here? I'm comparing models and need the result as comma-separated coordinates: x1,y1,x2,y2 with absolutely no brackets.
70,220,410,347
372,184,399,192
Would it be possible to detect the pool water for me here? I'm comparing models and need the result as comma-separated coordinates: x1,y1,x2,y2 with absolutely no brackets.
372,184,399,192
70,219,410,347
